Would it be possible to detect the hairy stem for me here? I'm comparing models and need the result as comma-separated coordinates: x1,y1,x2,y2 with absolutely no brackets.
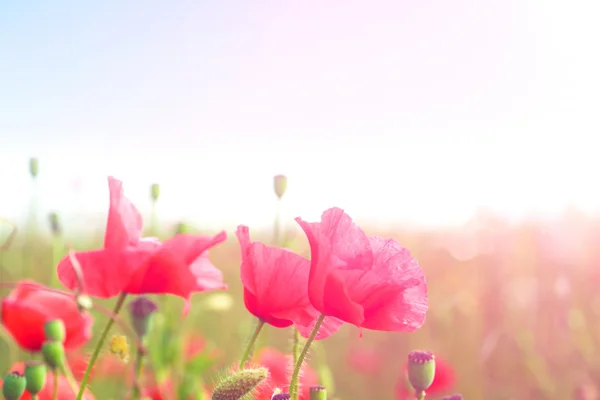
132,345,145,400
238,319,265,369
290,314,325,400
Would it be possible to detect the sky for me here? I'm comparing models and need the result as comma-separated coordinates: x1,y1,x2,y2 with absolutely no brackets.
0,0,599,234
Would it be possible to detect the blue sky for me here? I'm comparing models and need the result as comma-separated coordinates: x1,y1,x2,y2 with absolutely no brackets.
1,0,599,234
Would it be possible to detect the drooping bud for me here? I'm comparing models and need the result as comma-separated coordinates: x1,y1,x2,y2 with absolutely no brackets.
44,319,66,342
407,350,436,396
272,394,291,400
273,175,287,199
42,340,65,369
212,367,268,400
47,212,62,236
2,372,27,400
150,183,160,202
440,395,463,400
24,361,47,396
29,157,39,179
309,385,327,400
128,296,158,338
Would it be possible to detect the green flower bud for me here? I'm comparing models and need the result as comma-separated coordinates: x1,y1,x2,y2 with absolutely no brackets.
212,368,268,400
150,183,160,202
273,175,287,199
29,157,39,179
175,222,188,235
42,340,65,369
309,386,327,400
44,320,66,342
128,296,158,338
407,350,435,395
2,372,27,400
24,361,47,395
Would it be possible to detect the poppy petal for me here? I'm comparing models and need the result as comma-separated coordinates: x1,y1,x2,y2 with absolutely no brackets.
104,176,144,250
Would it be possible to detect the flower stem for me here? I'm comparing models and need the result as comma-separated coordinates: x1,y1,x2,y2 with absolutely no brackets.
290,314,325,400
52,369,59,400
415,390,425,400
76,292,128,400
238,319,265,369
61,362,81,395
292,329,300,367
132,345,145,400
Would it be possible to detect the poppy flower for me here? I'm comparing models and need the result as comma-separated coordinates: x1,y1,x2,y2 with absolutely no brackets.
1,281,93,352
56,177,227,313
347,347,383,376
253,347,318,400
236,226,343,340
0,362,95,400
295,207,428,331
396,355,456,399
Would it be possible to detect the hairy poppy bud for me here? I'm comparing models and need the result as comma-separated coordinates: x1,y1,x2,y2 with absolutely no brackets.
24,361,47,396
29,157,39,179
212,367,268,400
128,296,158,338
48,212,61,236
44,319,66,342
407,350,435,395
272,394,291,400
441,395,463,400
2,372,27,400
150,183,160,202
309,386,327,400
273,175,287,199
42,340,65,369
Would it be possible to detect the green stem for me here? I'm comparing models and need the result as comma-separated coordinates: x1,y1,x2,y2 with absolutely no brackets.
415,390,425,400
61,362,80,396
52,369,59,400
132,346,145,400
290,314,325,400
292,329,300,368
238,319,265,369
76,292,128,400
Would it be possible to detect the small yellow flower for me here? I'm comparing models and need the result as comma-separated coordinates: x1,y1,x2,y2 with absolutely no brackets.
109,335,130,363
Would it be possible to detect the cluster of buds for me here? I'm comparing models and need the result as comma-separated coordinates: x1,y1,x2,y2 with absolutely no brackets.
2,320,66,400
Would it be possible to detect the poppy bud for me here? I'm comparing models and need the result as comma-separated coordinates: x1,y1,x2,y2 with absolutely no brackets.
42,340,65,369
150,183,160,202
24,361,47,396
309,386,327,400
29,157,39,179
441,395,463,400
128,296,158,338
76,294,93,312
273,175,287,199
175,222,188,235
48,212,61,236
272,394,291,400
2,372,27,400
212,367,268,400
44,319,66,342
407,350,435,396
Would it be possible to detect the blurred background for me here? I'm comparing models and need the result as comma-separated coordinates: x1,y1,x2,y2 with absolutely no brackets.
1,1,600,399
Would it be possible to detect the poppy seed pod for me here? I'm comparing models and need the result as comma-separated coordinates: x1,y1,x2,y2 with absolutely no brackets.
212,367,269,400
309,385,327,400
407,350,436,394
24,361,47,395
150,183,160,202
128,296,158,338
44,319,66,342
29,157,39,179
42,340,65,369
273,175,287,199
2,372,26,400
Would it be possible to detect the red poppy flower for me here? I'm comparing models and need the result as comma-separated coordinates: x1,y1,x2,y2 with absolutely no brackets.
0,362,95,400
396,355,456,399
347,347,383,376
253,347,318,400
295,207,428,331
236,226,342,340
57,177,227,313
1,281,93,352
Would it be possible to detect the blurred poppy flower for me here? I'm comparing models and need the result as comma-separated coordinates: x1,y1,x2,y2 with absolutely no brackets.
142,379,209,400
57,177,227,314
0,362,95,399
347,347,383,376
236,226,343,340
396,355,456,399
253,348,318,400
295,207,428,331
1,281,93,352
